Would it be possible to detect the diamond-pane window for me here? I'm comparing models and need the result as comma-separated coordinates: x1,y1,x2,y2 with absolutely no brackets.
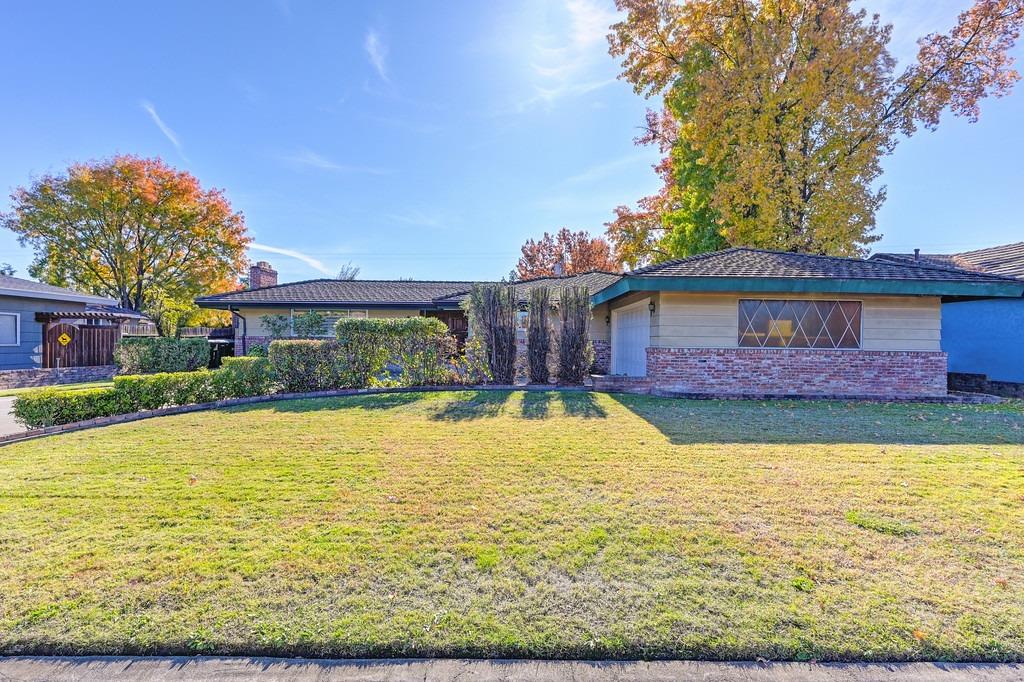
737,299,861,349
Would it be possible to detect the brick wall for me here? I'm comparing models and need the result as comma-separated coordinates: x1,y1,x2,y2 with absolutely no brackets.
235,335,272,355
591,339,610,374
0,365,116,390
646,347,947,399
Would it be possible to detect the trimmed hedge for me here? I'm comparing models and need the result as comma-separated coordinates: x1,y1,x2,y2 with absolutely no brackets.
12,387,128,428
13,357,276,429
114,337,210,374
268,340,350,393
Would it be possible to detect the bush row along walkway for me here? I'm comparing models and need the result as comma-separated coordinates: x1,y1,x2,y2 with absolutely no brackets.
0,657,1020,681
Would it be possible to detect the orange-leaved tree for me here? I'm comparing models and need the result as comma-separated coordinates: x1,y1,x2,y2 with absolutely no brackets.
516,228,620,279
2,155,249,332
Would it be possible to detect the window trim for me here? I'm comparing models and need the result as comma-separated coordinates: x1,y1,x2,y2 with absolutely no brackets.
737,298,863,350
0,311,20,347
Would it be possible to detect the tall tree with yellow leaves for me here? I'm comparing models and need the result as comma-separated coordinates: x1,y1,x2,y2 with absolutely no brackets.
606,0,1024,265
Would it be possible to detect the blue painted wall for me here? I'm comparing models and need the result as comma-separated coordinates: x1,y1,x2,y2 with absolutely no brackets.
942,298,1024,383
0,296,88,370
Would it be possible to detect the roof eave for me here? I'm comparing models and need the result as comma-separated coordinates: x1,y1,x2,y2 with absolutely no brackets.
195,299,464,310
589,276,1024,306
0,287,115,306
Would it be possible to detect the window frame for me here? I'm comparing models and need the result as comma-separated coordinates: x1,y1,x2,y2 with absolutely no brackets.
0,311,20,347
737,298,863,350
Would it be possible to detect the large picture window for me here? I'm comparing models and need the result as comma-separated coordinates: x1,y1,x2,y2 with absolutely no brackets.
738,299,861,349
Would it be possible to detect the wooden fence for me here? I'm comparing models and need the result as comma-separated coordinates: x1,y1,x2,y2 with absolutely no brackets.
42,323,121,369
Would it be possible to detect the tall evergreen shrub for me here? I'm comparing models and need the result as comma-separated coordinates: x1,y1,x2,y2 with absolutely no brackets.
465,283,517,384
557,285,593,384
526,286,551,384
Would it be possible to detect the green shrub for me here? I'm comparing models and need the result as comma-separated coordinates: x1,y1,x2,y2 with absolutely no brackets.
268,339,350,392
246,343,268,357
388,318,459,387
12,387,128,428
259,313,291,340
334,317,461,388
214,356,276,397
114,337,210,374
292,310,327,338
114,371,217,411
13,359,277,429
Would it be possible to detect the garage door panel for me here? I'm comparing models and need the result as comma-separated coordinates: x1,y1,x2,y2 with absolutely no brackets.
611,302,650,377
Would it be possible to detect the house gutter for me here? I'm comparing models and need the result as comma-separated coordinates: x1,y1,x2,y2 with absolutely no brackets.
230,308,246,355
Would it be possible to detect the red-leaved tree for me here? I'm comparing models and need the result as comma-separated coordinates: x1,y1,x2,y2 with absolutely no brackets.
516,228,620,279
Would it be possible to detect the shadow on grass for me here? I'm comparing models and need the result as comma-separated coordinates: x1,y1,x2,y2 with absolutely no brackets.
521,391,552,420
559,391,608,419
430,391,512,421
608,393,1024,445
228,391,428,416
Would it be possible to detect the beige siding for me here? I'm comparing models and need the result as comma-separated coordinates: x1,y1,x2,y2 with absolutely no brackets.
652,292,941,351
238,306,422,336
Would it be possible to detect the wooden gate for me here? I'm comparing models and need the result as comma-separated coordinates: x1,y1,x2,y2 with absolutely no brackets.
42,323,120,368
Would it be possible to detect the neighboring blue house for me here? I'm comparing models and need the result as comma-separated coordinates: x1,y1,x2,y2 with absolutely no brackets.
0,274,137,372
872,243,1024,393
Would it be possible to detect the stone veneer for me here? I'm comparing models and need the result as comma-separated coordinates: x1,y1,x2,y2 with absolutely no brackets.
646,347,948,399
0,365,117,390
591,339,610,374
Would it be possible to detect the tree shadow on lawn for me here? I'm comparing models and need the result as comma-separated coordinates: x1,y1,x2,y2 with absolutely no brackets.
227,391,428,416
608,393,1024,445
430,391,512,421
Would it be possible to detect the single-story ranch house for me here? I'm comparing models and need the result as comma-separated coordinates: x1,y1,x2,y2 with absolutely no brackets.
872,242,1024,396
196,249,1024,399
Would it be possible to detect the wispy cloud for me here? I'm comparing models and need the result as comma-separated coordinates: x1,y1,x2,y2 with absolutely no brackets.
382,210,445,228
281,148,390,175
140,100,188,161
250,243,332,275
514,0,618,111
565,152,653,184
364,29,389,82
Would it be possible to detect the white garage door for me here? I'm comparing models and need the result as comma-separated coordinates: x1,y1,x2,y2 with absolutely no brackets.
611,299,650,376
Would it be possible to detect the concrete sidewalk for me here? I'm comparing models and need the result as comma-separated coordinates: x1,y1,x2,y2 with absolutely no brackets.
0,657,1020,681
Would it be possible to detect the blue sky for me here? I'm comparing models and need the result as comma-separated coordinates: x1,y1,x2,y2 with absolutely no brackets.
0,1,1020,284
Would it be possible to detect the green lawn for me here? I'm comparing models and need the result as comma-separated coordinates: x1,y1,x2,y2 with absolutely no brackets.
0,380,113,396
1,391,1022,661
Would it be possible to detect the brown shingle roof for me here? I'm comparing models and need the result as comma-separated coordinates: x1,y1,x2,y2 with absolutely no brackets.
197,271,623,308
872,242,1024,280
631,247,1019,284
196,279,481,307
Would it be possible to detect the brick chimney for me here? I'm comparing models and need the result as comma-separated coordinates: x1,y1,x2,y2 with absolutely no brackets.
249,261,278,289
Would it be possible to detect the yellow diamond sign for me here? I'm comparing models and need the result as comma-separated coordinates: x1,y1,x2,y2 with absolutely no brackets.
57,332,72,346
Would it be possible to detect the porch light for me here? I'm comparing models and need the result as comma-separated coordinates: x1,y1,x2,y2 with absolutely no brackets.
605,314,610,325
648,301,656,316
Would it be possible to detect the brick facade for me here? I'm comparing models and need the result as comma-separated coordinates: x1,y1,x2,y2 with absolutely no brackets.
236,335,272,355
646,347,948,399
591,339,610,374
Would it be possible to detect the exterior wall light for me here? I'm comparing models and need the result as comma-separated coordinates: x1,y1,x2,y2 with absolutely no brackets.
605,314,611,325
648,301,656,316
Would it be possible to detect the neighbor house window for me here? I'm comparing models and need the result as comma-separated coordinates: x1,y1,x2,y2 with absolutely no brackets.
0,312,19,346
738,300,861,349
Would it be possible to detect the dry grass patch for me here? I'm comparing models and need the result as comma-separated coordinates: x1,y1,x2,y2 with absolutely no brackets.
0,391,1022,660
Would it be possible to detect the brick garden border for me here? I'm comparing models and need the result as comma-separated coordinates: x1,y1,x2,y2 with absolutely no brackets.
0,382,1000,447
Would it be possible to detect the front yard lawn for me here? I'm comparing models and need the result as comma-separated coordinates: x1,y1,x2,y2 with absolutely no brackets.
1,391,1022,660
